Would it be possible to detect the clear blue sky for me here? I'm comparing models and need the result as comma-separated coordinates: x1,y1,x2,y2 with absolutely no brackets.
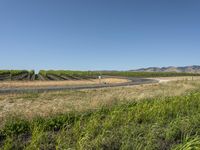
0,0,200,71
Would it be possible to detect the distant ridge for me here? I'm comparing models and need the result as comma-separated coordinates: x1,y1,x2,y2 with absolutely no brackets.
130,65,200,73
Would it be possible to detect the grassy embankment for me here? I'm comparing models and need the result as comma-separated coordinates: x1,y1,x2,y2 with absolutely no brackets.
1,79,200,149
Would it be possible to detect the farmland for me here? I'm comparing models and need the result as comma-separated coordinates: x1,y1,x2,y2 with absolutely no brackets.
0,70,199,81
0,70,35,81
100,71,200,77
38,70,100,80
38,70,200,80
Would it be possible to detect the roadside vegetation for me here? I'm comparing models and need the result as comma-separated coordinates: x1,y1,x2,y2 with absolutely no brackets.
1,78,200,149
1,90,200,149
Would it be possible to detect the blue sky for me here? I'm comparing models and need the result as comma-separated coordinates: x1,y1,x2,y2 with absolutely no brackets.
0,0,200,71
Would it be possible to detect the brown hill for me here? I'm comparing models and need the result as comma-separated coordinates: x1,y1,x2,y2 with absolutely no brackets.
130,65,200,73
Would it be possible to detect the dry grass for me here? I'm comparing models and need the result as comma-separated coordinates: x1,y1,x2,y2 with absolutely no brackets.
0,78,129,89
150,76,200,83
0,77,200,126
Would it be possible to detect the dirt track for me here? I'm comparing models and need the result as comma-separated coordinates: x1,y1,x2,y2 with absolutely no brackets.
0,77,158,94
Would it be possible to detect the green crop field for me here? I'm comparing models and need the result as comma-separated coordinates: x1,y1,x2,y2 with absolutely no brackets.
0,70,27,76
100,71,200,77
38,70,200,81
0,70,199,81
0,70,35,81
38,70,101,80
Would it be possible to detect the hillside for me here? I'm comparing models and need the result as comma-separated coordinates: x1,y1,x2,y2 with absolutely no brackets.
131,65,200,73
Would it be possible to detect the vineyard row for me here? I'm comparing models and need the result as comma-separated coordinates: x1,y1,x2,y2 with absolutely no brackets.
0,70,199,81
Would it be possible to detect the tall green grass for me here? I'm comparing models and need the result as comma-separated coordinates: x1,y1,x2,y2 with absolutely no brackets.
1,92,200,149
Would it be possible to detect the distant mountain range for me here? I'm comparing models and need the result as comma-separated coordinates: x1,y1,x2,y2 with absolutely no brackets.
130,65,200,73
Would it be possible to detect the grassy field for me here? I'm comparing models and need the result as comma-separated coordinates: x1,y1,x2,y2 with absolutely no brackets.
0,77,199,124
0,78,129,89
1,77,200,149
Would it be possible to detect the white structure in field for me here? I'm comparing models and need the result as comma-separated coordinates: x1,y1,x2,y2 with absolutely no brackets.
98,76,102,84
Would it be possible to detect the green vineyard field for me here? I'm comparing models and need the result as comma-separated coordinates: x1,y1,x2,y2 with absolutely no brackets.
0,70,199,81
